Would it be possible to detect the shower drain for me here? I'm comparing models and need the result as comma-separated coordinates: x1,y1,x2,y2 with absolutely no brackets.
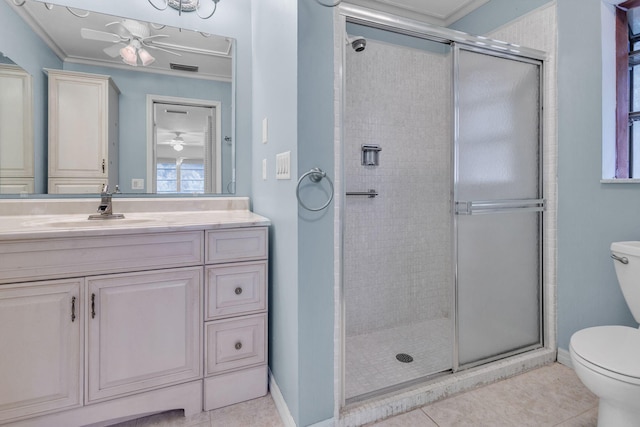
395,353,414,363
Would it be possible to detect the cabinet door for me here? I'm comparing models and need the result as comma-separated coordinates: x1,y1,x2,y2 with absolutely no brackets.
0,64,33,179
48,73,108,179
87,267,202,402
0,279,82,423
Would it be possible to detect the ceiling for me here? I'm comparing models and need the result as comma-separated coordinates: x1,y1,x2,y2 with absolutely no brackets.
347,0,490,27
10,0,491,79
10,0,233,81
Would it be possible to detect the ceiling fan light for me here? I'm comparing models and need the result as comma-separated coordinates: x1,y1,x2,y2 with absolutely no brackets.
120,44,138,66
173,143,184,152
138,48,155,66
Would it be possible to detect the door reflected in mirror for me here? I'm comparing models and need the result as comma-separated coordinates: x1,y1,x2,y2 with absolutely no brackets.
151,97,223,194
0,0,236,196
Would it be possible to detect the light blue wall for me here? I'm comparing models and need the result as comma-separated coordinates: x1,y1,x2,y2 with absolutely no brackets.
0,0,62,193
251,1,335,425
64,63,232,193
250,0,301,423
556,0,637,350
5,0,252,196
297,1,335,425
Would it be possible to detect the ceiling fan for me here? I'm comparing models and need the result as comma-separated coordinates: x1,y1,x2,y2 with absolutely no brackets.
81,19,181,67
158,131,203,152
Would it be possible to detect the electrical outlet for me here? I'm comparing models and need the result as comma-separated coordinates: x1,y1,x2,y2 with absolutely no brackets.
276,151,291,180
131,178,144,190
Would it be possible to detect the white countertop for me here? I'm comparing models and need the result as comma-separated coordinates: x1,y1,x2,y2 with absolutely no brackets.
0,197,270,240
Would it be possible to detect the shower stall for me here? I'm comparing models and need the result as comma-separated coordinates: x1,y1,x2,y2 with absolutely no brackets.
341,12,544,403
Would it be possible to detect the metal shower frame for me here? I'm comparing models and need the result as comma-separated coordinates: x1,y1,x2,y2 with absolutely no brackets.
336,2,547,407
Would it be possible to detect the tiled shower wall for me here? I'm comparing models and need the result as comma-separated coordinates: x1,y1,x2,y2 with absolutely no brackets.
344,39,453,337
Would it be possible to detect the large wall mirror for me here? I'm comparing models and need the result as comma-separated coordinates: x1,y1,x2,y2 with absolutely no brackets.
0,0,235,196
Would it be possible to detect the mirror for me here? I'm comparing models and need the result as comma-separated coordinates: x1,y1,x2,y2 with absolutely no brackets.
0,0,235,196
0,54,34,195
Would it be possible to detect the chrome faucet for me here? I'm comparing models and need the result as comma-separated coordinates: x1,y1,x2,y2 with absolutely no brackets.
88,184,124,220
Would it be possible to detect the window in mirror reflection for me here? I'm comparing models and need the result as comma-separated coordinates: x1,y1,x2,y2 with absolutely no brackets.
156,158,205,193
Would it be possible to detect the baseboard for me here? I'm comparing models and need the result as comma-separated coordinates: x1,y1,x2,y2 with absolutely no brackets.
308,418,335,427
556,348,573,368
269,369,297,427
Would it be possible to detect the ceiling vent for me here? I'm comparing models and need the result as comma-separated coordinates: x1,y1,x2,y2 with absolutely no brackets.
170,63,199,72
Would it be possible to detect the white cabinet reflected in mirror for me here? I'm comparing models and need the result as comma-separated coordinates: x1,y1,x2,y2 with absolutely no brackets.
0,0,235,196
0,59,34,195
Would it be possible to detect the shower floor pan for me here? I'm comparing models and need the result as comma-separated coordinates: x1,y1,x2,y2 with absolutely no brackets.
345,317,452,400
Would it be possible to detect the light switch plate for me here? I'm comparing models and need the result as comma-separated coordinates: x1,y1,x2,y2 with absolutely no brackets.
262,118,268,144
262,158,267,180
276,151,291,180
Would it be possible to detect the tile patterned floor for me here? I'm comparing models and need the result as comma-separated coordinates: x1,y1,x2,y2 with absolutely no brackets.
346,318,453,400
366,363,598,427
111,363,598,426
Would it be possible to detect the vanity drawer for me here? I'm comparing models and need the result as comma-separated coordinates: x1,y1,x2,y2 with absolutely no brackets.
205,228,267,264
0,231,204,284
205,261,267,320
205,313,267,376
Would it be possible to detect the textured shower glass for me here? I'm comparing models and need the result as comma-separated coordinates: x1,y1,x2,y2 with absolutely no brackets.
456,50,540,201
456,49,542,366
457,212,541,365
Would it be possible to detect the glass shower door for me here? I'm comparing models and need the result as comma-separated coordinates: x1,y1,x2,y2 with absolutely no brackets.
454,47,543,367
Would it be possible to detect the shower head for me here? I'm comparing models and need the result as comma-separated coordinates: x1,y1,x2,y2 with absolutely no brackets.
346,35,366,52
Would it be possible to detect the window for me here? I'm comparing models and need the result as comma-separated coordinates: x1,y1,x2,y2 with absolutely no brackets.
615,1,640,177
156,158,205,194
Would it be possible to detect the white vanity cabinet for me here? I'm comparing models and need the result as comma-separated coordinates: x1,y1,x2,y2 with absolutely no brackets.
0,279,82,422
203,227,269,410
46,69,119,194
0,64,34,194
0,217,269,426
0,231,204,426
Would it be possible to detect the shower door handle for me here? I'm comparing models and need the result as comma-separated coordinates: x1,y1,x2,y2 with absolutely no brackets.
455,199,545,215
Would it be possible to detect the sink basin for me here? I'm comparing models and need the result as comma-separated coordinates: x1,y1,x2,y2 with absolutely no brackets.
50,218,157,228
23,216,159,228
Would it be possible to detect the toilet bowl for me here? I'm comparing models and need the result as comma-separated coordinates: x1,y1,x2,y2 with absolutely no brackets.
569,241,640,427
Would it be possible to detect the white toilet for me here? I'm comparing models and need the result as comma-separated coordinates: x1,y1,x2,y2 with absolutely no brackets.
570,241,640,427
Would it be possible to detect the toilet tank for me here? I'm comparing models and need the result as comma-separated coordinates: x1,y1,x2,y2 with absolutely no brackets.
611,241,640,324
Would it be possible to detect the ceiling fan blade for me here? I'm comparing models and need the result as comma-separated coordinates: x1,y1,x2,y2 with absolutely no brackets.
103,43,126,58
105,21,133,39
143,42,182,57
81,28,122,43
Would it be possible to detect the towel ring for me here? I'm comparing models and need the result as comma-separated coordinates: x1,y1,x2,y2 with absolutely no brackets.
296,168,334,212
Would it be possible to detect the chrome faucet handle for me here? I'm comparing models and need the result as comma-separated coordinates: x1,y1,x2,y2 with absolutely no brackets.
89,183,124,220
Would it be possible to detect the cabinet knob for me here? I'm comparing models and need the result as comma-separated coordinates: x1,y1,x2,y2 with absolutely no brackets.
234,287,243,295
235,342,242,350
